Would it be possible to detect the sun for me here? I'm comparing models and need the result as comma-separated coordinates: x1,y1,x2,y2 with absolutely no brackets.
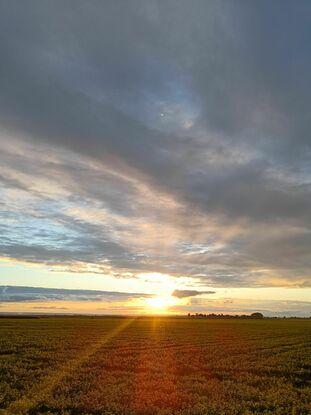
145,295,177,313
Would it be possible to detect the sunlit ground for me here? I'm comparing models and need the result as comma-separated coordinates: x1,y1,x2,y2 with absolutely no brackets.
1,317,310,414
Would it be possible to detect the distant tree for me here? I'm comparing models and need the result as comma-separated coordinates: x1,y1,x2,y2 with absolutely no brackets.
187,312,266,319
250,312,264,319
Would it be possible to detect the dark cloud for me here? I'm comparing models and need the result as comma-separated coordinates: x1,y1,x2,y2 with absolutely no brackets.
0,1,310,288
0,286,151,303
172,290,215,298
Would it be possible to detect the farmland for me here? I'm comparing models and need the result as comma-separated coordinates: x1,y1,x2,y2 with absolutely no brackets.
0,317,310,415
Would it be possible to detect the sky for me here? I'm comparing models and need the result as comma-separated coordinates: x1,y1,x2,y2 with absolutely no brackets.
0,1,310,316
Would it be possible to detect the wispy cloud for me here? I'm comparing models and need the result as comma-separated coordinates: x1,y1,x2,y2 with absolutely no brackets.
31,306,68,310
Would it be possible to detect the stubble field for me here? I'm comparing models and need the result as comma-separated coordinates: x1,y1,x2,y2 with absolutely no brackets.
0,316,310,415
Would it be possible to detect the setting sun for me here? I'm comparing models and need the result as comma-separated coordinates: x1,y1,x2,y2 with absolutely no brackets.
146,295,178,312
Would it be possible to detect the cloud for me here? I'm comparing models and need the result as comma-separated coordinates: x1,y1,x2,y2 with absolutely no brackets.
171,298,311,317
172,289,215,298
0,2,310,289
31,306,68,310
0,286,151,303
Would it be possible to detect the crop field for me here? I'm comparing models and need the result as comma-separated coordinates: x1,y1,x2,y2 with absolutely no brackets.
0,317,310,415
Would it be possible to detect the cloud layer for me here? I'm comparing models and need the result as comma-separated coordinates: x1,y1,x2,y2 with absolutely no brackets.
172,290,215,299
0,1,310,289
1,286,309,318
0,286,150,303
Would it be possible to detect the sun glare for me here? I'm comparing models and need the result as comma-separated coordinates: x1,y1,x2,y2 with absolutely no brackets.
146,295,177,313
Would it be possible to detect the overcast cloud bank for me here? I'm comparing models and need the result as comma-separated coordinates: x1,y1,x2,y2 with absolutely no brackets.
0,1,310,291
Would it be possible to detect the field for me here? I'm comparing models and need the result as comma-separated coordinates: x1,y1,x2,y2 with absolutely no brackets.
0,317,310,415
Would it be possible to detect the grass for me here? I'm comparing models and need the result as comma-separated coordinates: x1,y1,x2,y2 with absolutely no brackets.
0,317,310,415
